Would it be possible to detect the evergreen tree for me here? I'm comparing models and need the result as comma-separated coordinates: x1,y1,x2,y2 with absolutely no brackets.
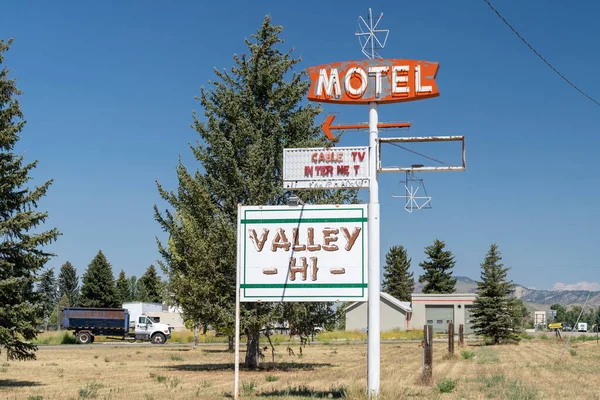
0,39,60,360
38,268,57,331
128,276,138,301
382,245,414,302
138,265,163,303
418,239,457,294
155,16,357,368
470,244,521,344
550,304,567,323
135,277,150,302
79,251,118,308
115,270,130,305
58,261,79,307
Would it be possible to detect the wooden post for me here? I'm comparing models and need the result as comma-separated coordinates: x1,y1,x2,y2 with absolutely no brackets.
448,322,454,354
459,324,464,347
422,325,433,385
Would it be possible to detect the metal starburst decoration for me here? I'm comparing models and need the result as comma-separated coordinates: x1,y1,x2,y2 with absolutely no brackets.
392,172,432,213
355,8,389,60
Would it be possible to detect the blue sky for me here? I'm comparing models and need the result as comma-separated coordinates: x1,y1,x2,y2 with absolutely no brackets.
2,1,599,291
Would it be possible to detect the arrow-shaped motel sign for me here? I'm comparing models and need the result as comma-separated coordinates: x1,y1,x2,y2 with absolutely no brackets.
322,115,411,140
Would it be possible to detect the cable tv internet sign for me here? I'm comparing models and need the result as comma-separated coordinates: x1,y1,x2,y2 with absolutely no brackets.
237,205,368,302
283,146,369,190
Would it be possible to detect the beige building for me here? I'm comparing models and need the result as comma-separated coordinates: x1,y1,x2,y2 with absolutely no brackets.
410,293,477,334
345,292,412,331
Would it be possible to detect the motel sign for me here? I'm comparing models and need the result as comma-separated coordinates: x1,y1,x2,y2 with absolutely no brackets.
307,59,440,104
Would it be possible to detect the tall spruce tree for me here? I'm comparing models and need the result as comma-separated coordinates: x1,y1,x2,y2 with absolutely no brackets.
382,245,414,302
138,265,163,303
0,39,60,360
58,261,79,307
470,244,521,344
155,16,357,367
128,276,138,301
418,239,457,294
115,270,130,305
38,268,57,331
79,251,119,308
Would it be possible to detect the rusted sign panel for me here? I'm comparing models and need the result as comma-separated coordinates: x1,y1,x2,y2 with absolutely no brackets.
307,59,439,104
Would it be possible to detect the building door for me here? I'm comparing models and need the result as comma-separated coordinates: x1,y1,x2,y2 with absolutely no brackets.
465,305,474,334
425,305,454,333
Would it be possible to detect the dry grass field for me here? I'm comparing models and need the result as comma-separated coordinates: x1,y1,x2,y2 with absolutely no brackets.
1,337,599,399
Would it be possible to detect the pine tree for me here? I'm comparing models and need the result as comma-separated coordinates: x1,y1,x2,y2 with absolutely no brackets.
0,39,61,361
382,245,414,302
58,261,79,307
155,16,357,368
135,279,150,302
38,268,57,331
115,270,130,305
138,265,163,303
470,244,521,344
418,239,457,294
79,251,118,308
128,276,138,301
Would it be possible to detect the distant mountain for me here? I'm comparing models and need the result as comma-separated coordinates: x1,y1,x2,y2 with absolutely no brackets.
413,276,600,306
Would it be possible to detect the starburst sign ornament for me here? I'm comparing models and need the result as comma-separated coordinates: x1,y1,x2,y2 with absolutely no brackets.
392,173,432,213
355,8,389,60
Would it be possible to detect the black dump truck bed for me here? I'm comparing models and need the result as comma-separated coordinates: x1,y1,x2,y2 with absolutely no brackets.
61,307,130,337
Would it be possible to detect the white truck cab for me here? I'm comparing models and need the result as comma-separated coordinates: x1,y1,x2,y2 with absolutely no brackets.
135,315,172,344
577,322,588,332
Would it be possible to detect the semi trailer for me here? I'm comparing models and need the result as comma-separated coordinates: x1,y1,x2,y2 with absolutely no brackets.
61,307,172,344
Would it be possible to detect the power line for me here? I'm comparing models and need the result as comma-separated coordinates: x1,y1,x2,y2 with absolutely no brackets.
388,142,451,166
483,0,600,107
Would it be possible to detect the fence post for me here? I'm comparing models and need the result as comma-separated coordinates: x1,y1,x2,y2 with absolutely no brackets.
459,324,464,347
423,324,433,385
448,322,454,354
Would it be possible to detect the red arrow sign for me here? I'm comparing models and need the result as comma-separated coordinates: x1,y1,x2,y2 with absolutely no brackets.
322,115,411,140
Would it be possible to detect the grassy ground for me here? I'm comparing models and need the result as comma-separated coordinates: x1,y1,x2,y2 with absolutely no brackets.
2,336,600,399
32,329,432,346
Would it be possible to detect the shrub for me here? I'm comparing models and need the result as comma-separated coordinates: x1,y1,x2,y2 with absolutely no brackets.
265,375,279,382
149,373,167,384
461,349,475,360
437,378,457,393
568,348,577,357
78,382,104,399
242,381,256,395
539,334,549,340
170,354,184,361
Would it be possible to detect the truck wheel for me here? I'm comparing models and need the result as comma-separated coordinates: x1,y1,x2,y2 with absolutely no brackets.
151,333,166,345
77,332,92,344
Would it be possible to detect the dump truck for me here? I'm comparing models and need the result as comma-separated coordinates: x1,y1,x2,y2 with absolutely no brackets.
61,307,172,344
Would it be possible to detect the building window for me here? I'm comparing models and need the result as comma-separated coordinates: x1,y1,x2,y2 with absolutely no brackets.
437,320,443,324
427,320,433,324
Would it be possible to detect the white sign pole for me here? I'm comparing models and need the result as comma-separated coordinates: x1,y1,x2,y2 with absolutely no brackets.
234,205,241,399
367,101,380,398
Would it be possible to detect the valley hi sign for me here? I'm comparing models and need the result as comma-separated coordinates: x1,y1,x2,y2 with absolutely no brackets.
283,146,369,189
237,204,367,302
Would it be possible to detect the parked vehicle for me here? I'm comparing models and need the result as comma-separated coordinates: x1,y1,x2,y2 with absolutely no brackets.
62,307,172,344
577,322,588,332
562,323,573,332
